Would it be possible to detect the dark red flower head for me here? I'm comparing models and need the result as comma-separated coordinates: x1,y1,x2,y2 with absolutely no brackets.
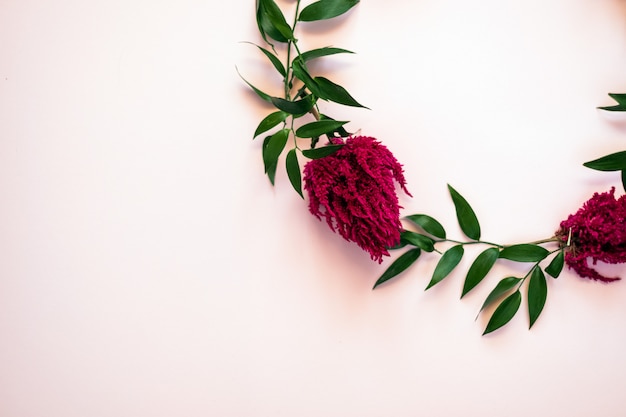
303,136,411,263
556,188,626,282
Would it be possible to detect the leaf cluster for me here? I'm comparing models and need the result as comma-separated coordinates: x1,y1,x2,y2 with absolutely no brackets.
374,185,567,335
241,0,363,196
587,93,626,191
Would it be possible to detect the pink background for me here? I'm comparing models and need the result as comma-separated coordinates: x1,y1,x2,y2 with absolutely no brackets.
2,0,626,415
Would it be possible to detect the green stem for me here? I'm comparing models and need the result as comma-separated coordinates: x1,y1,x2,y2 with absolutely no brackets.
514,246,567,291
441,239,505,249
520,236,559,246
292,0,302,33
437,235,560,251
514,265,538,292
284,46,292,99
284,0,302,100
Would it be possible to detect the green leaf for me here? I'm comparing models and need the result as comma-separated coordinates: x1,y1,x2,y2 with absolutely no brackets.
403,214,446,239
462,247,499,298
262,136,277,184
244,42,286,77
426,245,464,290
254,111,289,138
583,151,626,171
448,184,481,240
373,248,421,289
255,0,278,44
499,244,549,262
400,231,435,252
237,68,272,102
300,47,355,62
320,114,351,137
545,251,565,278
271,95,316,115
291,58,325,98
286,149,303,198
262,129,289,184
478,277,521,314
296,120,348,138
256,1,285,44
302,144,343,159
314,76,368,108
257,0,293,42
622,170,626,192
598,93,626,111
299,0,360,22
483,291,522,335
528,267,547,329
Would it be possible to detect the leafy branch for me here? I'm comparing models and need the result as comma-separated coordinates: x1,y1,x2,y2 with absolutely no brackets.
240,0,363,197
585,93,626,191
374,184,569,336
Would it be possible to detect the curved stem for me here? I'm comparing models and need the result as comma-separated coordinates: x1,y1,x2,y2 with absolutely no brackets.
440,239,505,249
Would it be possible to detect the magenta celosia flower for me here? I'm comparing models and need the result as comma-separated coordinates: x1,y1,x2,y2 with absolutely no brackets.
303,135,411,263
556,188,626,282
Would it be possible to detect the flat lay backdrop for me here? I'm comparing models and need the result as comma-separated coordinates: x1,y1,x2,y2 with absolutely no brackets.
2,1,626,416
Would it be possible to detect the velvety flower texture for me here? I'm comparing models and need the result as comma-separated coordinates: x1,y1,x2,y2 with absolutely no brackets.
303,135,411,263
556,188,626,282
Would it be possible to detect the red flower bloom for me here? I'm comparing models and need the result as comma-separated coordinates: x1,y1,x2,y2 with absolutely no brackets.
556,188,626,282
303,136,411,263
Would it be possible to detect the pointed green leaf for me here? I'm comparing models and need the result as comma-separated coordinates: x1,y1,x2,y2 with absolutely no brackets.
314,76,368,108
320,114,351,137
404,214,446,239
373,248,421,289
244,42,286,77
299,0,360,22
609,93,626,104
286,149,303,198
256,0,286,43
255,0,278,44
483,291,522,335
448,184,481,240
295,120,348,138
499,244,549,262
262,129,289,184
237,68,272,102
271,95,316,115
462,247,499,298
302,144,343,159
583,151,626,171
262,135,277,184
621,170,626,192
528,267,547,329
598,93,626,111
478,277,521,314
400,231,435,252
300,47,354,62
291,58,325,98
426,245,464,290
254,111,289,138
257,0,293,42
545,251,565,278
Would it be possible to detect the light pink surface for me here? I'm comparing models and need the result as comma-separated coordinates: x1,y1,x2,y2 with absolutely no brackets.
1,1,626,416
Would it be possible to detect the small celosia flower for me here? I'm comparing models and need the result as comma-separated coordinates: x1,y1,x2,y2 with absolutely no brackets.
303,135,411,263
556,187,626,282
